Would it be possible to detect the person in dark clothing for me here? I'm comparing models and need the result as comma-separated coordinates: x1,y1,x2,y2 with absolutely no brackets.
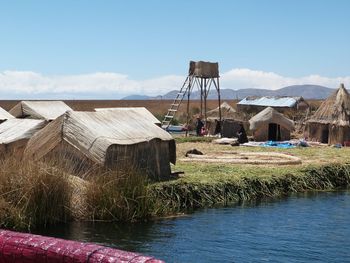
195,117,204,136
214,119,221,135
237,124,248,144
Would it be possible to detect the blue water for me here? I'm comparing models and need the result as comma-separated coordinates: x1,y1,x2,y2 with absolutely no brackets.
35,191,350,262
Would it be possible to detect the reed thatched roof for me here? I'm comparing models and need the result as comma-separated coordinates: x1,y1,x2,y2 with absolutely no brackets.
249,107,294,131
0,119,46,144
307,84,350,126
206,102,243,121
0,107,14,121
9,101,73,120
94,107,161,125
24,110,175,165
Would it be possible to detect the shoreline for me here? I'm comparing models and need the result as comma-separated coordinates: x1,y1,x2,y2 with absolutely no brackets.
150,163,350,215
1,140,350,230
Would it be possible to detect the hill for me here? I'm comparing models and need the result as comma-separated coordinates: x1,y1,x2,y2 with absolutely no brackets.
122,85,333,100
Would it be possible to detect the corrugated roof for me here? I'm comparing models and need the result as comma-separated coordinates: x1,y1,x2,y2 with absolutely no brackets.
0,107,14,120
94,107,161,124
0,119,46,144
25,110,174,165
9,101,73,120
238,96,302,108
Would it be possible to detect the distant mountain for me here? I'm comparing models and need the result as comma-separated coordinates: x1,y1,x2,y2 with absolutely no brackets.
274,85,333,99
121,94,151,100
122,84,334,100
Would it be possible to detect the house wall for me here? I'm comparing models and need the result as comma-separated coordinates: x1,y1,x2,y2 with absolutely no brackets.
306,122,328,143
39,141,97,176
207,120,249,137
306,122,350,145
253,123,291,141
329,125,350,145
0,139,29,159
106,139,174,181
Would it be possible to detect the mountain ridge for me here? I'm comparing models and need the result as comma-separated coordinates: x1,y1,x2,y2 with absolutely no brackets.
122,85,333,100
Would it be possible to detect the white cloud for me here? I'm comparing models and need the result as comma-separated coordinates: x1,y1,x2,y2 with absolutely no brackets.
220,69,350,90
0,68,350,99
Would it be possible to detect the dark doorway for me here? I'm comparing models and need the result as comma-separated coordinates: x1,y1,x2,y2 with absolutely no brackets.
321,127,329,144
268,123,281,141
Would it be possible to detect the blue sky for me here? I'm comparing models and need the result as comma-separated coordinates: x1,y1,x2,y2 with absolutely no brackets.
0,0,350,98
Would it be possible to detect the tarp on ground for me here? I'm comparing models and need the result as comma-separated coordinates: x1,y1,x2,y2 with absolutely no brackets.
9,101,73,120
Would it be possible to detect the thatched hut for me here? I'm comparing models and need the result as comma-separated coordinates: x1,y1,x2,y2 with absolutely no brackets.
206,102,247,137
0,119,46,157
249,107,294,141
306,84,350,145
24,110,176,180
95,107,161,126
9,101,73,120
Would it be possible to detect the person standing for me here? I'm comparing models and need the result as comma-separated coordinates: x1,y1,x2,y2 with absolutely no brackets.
195,116,204,136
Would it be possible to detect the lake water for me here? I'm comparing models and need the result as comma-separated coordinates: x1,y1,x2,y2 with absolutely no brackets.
35,191,350,262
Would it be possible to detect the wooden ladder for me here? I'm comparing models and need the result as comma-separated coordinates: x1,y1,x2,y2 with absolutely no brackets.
161,76,190,129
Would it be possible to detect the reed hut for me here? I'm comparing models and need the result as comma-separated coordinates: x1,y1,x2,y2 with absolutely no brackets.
0,119,46,157
95,107,161,126
9,101,73,120
24,110,176,180
249,107,294,141
0,107,14,124
206,102,247,137
306,84,350,145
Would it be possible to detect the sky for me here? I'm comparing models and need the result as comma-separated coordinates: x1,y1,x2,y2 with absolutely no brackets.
1,0,350,99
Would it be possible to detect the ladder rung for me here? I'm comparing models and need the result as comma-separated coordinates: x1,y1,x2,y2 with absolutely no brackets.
168,109,177,112
165,115,173,118
171,104,179,106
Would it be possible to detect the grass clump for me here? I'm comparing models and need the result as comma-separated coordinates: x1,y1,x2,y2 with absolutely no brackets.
175,136,214,144
86,166,152,222
0,156,72,229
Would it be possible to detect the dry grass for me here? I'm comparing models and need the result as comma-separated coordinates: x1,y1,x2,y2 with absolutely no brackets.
0,156,73,229
85,166,152,222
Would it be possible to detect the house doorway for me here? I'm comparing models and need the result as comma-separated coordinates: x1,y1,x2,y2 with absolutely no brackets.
321,127,329,144
268,123,281,141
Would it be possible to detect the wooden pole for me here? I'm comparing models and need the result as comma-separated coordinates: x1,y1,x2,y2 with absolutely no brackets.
200,77,203,117
186,76,192,137
217,77,222,136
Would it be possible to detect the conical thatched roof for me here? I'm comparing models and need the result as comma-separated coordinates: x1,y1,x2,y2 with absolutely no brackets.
249,107,294,131
308,84,350,126
206,101,243,120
